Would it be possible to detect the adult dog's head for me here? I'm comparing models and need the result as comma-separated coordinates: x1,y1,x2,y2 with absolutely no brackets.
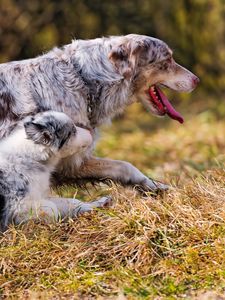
109,34,199,123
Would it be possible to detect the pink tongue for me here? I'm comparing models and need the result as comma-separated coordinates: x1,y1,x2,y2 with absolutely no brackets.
155,86,184,124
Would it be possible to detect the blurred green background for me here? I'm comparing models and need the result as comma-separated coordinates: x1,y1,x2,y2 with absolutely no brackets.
0,0,224,97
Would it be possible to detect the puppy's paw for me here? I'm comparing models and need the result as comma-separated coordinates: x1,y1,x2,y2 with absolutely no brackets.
74,196,113,217
94,196,113,208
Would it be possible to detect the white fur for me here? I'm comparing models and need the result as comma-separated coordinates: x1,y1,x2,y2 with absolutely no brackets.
0,111,112,230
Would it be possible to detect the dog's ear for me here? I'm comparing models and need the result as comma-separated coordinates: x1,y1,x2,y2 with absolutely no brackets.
108,39,150,79
24,118,53,145
108,43,133,79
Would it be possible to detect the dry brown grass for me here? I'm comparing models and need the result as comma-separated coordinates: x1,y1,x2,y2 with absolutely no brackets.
0,102,225,299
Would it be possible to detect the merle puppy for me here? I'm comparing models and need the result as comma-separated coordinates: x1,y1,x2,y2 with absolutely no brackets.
0,111,111,231
0,34,199,193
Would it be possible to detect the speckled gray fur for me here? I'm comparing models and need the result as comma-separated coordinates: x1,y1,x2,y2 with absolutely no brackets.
0,34,198,193
0,111,113,231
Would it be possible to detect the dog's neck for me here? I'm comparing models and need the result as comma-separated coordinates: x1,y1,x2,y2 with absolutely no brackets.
64,39,135,127
75,69,129,127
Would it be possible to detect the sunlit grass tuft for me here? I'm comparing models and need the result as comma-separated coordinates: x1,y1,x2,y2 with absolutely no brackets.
0,102,224,299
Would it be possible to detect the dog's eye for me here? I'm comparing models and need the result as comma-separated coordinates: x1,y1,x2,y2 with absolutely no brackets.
71,126,77,135
159,57,173,71
58,131,72,149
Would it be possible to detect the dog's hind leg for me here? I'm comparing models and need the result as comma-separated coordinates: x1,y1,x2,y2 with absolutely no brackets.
13,199,60,224
14,196,112,224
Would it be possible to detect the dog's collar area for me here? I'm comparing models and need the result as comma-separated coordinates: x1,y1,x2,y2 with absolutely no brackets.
74,61,131,127
76,68,97,127
86,92,93,118
75,65,125,128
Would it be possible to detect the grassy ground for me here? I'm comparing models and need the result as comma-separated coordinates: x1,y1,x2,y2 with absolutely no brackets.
0,99,225,299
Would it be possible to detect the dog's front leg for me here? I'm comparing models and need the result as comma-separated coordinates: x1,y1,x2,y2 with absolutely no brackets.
79,157,169,192
53,156,168,192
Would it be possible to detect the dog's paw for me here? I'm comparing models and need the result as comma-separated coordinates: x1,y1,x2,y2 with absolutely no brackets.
152,181,170,191
138,177,170,194
74,196,113,217
94,196,113,208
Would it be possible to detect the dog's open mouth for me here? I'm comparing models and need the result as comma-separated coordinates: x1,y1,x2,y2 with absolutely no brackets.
147,85,184,124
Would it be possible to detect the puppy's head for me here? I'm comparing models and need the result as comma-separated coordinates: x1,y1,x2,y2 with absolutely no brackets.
109,34,199,123
24,111,92,157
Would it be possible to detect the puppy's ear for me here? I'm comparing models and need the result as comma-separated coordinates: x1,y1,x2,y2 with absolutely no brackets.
24,119,53,145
